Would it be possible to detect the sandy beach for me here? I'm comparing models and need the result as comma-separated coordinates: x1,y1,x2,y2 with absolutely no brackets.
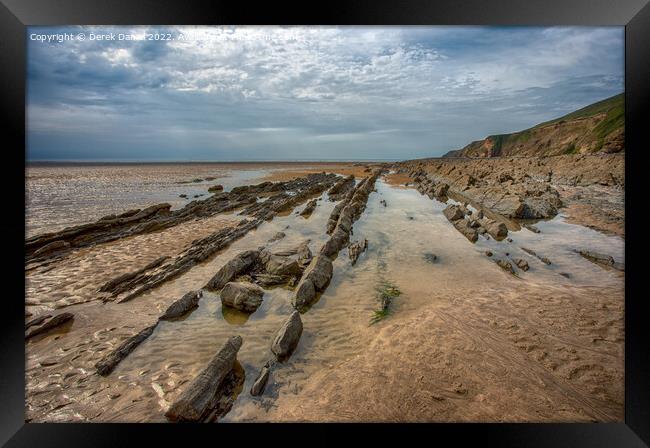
25,160,624,423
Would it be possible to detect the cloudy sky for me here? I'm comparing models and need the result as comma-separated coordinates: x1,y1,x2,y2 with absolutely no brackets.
27,26,623,161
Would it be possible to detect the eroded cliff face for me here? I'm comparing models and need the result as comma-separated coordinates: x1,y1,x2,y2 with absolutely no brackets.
444,93,624,158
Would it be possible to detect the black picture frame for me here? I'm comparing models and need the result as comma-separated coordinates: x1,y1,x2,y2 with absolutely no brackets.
1,0,648,446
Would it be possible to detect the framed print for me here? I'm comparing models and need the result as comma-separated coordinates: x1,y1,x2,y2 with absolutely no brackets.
1,0,649,446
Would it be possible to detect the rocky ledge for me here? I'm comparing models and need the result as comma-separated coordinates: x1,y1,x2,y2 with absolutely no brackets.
26,173,339,264
393,154,624,235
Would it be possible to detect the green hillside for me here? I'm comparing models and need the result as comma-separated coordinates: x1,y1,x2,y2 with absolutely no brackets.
444,93,624,158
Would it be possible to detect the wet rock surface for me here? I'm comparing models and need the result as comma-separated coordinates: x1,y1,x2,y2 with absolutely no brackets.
160,290,202,320
294,170,381,308
271,311,303,360
26,173,339,264
220,282,265,312
25,312,74,339
95,324,158,376
393,154,623,231
349,239,368,265
521,247,552,265
205,250,260,291
578,250,624,271
165,335,243,422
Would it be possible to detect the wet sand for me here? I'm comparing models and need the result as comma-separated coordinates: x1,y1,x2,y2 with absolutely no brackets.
25,164,624,423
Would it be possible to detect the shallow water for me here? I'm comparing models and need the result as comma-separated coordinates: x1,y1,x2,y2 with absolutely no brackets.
26,163,296,237
25,173,625,422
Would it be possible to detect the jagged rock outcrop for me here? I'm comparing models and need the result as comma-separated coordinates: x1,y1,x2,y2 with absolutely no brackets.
205,250,260,291
349,239,368,265
95,324,157,376
165,335,243,422
26,173,339,264
160,290,202,320
293,170,382,308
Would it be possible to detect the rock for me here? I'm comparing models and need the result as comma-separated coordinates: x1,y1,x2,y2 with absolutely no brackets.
95,324,157,376
179,194,188,198
496,259,516,275
293,278,316,308
250,362,272,396
424,252,438,263
482,219,508,239
514,259,529,271
271,311,303,360
560,272,571,278
32,240,70,257
253,273,286,286
40,357,59,367
433,183,449,198
160,290,202,320
268,231,286,243
299,199,318,217
485,251,493,257
165,335,243,422
265,255,302,277
220,282,265,312
205,250,259,290
348,239,368,265
380,199,387,207
25,312,74,339
302,255,333,290
452,219,478,243
521,247,552,265
208,184,224,192
25,313,52,330
578,250,614,266
443,204,464,221
506,238,513,243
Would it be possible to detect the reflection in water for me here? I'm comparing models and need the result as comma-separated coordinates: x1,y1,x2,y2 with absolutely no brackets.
221,304,252,326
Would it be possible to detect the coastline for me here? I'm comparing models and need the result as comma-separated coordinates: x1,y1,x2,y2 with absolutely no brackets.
24,158,624,423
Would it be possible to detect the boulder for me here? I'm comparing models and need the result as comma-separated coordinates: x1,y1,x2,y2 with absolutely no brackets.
208,184,224,192
265,255,302,277
221,282,265,312
302,255,333,290
160,290,202,320
482,219,508,239
293,278,316,308
271,311,303,359
443,204,464,222
205,250,259,290
452,219,478,243
165,335,243,421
